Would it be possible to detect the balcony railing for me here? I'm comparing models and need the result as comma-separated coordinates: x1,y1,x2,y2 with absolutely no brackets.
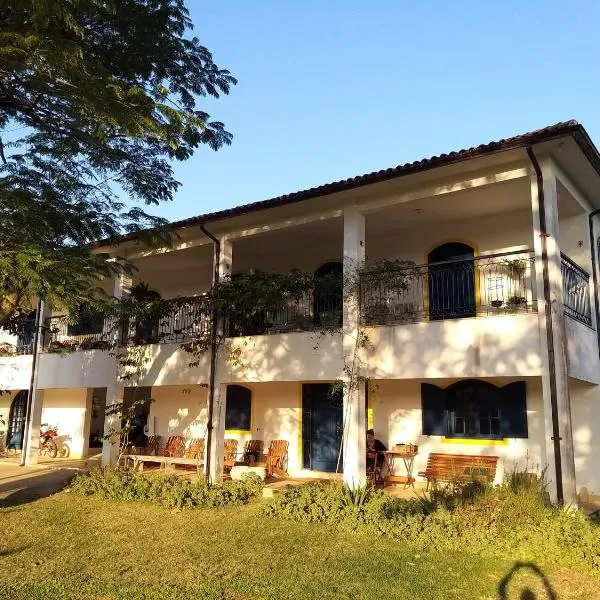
226,291,342,337
45,314,115,351
122,296,211,346
561,253,592,327
360,250,536,325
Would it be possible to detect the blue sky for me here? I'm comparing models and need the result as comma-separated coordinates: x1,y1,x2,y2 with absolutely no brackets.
157,0,600,222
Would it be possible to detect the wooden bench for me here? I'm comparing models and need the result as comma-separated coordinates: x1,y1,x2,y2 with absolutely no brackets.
418,453,498,490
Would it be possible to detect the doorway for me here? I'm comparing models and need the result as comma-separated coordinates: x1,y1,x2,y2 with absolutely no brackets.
6,390,28,451
427,242,476,320
302,383,343,472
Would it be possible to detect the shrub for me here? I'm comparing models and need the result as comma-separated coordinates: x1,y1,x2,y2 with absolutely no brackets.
71,468,263,509
263,475,600,573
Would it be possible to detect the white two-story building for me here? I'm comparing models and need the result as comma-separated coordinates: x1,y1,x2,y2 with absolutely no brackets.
2,120,600,505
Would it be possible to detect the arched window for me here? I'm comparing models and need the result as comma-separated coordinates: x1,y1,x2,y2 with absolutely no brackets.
225,385,252,432
6,390,28,450
427,242,476,320
421,379,528,440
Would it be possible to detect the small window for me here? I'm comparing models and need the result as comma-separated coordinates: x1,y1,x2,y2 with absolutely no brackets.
225,385,252,431
422,379,527,440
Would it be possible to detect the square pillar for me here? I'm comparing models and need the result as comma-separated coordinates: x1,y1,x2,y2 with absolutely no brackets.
205,237,232,483
101,383,123,467
530,157,577,505
342,206,367,488
206,383,226,483
22,300,50,467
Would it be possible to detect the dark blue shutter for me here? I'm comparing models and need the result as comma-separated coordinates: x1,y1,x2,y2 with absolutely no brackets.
225,385,252,430
421,383,447,435
500,381,528,438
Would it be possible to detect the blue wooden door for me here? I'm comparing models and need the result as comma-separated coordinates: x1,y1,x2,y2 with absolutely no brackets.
302,384,343,472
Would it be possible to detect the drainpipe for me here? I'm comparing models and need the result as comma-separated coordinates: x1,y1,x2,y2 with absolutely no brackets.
588,208,600,358
199,223,220,484
20,297,44,466
526,146,564,504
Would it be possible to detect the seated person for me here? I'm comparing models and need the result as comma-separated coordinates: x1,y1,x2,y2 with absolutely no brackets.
366,428,387,470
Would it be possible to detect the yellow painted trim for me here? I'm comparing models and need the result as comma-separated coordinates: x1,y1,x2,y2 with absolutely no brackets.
367,384,373,430
441,436,509,446
225,429,252,435
298,382,303,469
423,239,480,319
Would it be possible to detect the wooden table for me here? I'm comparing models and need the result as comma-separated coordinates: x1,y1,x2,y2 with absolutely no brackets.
383,451,418,487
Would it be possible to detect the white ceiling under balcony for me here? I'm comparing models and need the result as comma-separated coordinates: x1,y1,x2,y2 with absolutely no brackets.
132,244,214,298
366,177,531,236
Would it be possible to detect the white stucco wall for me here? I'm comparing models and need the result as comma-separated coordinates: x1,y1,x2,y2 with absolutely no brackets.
147,385,208,441
118,345,210,387
364,314,542,379
565,317,600,384
40,388,89,459
371,378,546,485
224,333,343,383
223,382,302,475
570,381,600,496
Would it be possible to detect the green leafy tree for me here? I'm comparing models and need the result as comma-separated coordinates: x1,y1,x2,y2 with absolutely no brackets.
0,0,236,328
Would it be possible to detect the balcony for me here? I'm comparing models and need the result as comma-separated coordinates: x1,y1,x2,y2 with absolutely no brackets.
561,253,592,327
40,297,210,351
225,291,342,337
359,250,536,325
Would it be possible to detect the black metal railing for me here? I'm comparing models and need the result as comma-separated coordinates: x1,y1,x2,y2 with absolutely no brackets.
0,318,36,355
45,314,115,351
360,250,536,325
122,296,211,346
561,253,592,327
225,290,343,337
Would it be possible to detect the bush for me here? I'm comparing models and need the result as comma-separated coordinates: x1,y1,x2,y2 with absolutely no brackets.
262,474,600,573
71,468,264,509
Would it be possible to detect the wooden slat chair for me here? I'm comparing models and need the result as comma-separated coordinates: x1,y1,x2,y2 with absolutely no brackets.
160,435,186,458
256,440,289,478
223,439,239,474
418,453,499,490
165,437,205,471
239,439,262,465
139,435,161,456
185,438,205,460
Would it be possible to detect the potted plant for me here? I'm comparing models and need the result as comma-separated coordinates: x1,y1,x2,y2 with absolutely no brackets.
506,296,527,311
502,258,528,278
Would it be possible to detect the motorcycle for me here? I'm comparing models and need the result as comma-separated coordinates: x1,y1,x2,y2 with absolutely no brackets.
39,423,70,458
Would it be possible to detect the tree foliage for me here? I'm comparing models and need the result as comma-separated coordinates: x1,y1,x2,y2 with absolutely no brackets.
0,0,236,328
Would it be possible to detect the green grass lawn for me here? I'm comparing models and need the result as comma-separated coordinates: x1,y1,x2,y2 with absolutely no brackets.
1,490,598,600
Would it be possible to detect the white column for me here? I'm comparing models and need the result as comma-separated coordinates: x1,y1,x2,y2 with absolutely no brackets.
206,237,232,483
342,206,367,488
207,383,227,483
101,382,123,467
102,271,127,467
531,157,577,505
22,300,50,467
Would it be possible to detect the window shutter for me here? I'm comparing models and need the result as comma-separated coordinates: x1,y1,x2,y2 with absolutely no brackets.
421,383,447,436
500,381,528,438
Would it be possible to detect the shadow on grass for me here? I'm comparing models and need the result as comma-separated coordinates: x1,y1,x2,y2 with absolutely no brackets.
0,470,76,508
0,546,29,558
498,562,557,600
